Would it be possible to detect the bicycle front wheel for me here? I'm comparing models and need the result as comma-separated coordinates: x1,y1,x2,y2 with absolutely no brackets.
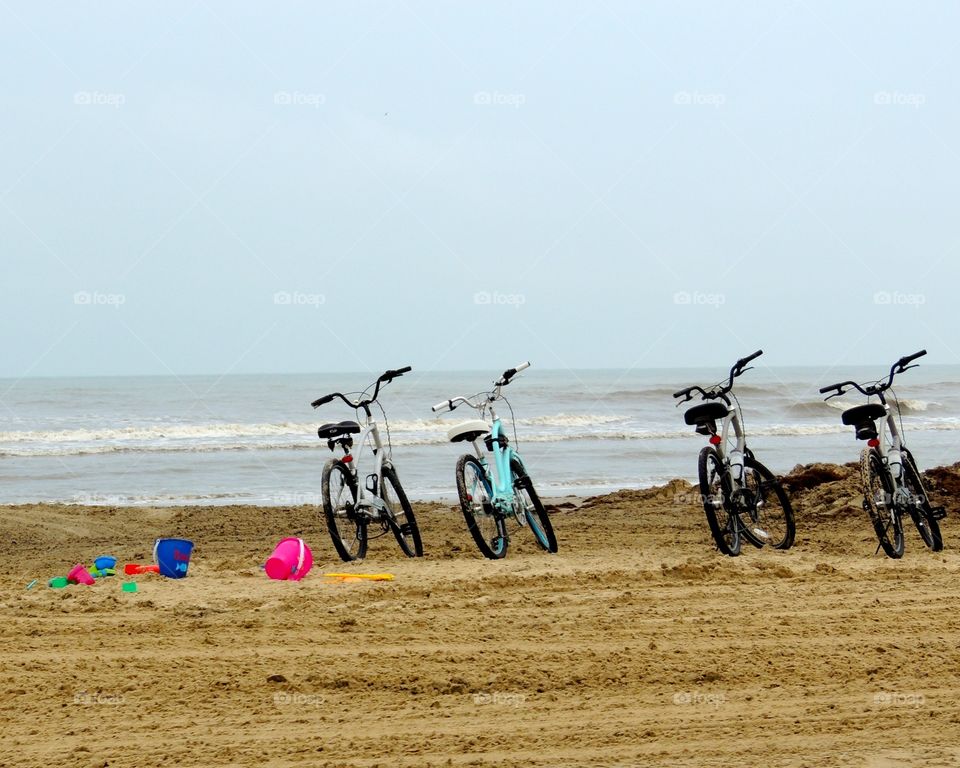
861,448,904,558
381,464,423,557
901,449,943,552
698,446,740,556
510,458,557,553
740,455,795,550
456,454,507,559
322,459,364,562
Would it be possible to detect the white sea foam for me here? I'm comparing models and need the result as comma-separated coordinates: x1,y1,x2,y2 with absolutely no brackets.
5,416,959,457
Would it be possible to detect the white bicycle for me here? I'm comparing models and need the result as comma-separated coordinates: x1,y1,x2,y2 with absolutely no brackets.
674,351,795,556
820,350,945,558
311,367,422,562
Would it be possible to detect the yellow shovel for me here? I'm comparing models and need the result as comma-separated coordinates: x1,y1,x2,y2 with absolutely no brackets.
322,572,394,583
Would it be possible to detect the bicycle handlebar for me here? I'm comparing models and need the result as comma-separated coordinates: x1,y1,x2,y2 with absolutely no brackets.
435,363,531,415
672,350,762,403
312,366,412,410
819,350,927,400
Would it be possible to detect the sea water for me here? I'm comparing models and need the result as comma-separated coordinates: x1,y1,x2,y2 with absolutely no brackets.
1,366,958,504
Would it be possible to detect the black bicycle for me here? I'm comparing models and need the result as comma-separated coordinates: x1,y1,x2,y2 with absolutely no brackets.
311,367,423,561
674,350,796,556
819,350,945,558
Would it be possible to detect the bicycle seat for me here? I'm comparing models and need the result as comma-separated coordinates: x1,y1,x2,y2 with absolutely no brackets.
840,403,885,426
317,421,362,440
841,403,884,440
447,420,490,443
684,401,729,426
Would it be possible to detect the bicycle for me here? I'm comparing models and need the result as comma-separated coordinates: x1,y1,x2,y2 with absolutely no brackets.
311,366,423,562
673,350,796,556
432,362,557,559
819,350,945,558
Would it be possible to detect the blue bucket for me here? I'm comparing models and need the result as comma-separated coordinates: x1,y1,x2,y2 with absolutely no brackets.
153,538,194,579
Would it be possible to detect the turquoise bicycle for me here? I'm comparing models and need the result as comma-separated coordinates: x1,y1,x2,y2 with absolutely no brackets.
432,362,558,559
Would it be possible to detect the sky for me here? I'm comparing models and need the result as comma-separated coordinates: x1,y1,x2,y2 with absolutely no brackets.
1,1,958,378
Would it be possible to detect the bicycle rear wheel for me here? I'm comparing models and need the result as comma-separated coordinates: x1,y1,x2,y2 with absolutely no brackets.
380,464,423,557
322,458,365,562
740,455,795,550
901,448,943,552
861,448,904,558
456,454,507,559
510,458,557,553
698,446,740,556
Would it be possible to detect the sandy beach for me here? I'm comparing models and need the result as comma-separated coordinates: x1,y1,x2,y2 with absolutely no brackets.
3,462,960,767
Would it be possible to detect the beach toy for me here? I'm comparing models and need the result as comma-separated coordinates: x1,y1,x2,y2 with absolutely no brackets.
48,577,68,589
153,538,194,579
124,563,160,575
264,538,313,581
121,583,138,593
93,555,117,573
67,564,95,586
26,579,37,590
323,572,394,582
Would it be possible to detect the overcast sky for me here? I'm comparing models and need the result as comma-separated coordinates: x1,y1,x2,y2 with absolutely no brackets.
1,1,958,378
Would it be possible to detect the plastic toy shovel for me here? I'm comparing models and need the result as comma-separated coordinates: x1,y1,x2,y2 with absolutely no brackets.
124,563,160,575
323,573,394,583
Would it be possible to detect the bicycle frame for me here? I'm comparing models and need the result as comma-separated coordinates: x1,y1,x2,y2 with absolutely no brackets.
869,399,906,481
714,402,747,479
468,410,522,513
347,416,389,515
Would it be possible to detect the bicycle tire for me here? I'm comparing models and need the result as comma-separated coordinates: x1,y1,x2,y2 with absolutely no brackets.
698,446,740,556
740,455,796,550
456,454,507,559
510,458,557,553
901,448,943,552
380,464,423,557
861,448,904,558
321,458,365,562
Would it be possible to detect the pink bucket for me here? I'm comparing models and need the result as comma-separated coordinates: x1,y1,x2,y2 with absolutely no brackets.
265,538,312,581
67,563,95,585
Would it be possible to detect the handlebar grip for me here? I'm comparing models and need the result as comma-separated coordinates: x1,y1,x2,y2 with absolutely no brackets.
432,399,452,413
311,394,334,408
819,383,842,394
897,350,927,368
380,365,413,382
501,361,530,382
673,388,690,399
737,349,763,368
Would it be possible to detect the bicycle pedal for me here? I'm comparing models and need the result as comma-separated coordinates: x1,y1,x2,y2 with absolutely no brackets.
750,527,770,541
929,506,947,521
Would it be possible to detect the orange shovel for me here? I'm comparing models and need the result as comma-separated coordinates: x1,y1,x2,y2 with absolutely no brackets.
124,563,160,575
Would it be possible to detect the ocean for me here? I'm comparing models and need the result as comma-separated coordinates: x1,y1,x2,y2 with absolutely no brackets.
2,366,959,505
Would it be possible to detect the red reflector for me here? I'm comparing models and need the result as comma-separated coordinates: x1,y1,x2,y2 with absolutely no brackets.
343,455,353,463
867,439,879,448
709,435,722,445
